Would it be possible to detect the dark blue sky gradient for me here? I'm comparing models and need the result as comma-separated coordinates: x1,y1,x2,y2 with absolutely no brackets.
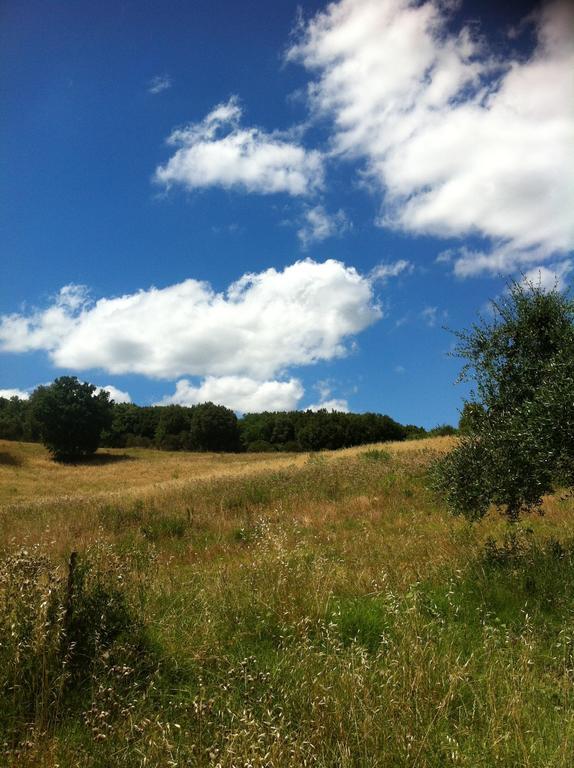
0,0,551,426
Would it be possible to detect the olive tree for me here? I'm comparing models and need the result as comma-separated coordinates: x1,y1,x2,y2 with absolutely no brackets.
30,377,113,462
434,280,574,521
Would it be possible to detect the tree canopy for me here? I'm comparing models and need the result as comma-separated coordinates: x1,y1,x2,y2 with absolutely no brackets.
0,395,430,454
436,280,574,521
30,377,113,462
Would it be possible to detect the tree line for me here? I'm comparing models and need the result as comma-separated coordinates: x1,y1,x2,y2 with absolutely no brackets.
0,385,453,456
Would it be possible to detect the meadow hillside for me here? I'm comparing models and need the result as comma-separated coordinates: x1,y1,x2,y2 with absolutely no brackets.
1,437,573,767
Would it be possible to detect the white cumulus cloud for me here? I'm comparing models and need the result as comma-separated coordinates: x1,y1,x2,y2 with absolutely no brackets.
0,388,30,400
0,260,381,384
520,260,573,293
158,376,304,413
96,385,132,404
307,398,349,412
289,0,574,274
0,285,88,354
155,96,324,196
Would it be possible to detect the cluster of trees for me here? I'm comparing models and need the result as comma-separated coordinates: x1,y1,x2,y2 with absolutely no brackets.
107,405,414,453
2,381,450,460
239,410,413,451
0,389,244,458
0,395,35,443
105,402,242,452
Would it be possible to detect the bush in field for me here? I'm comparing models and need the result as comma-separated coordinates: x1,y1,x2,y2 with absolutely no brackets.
428,423,458,437
30,377,113,461
434,280,574,521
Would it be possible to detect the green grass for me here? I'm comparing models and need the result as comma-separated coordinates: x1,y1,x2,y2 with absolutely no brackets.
1,440,573,766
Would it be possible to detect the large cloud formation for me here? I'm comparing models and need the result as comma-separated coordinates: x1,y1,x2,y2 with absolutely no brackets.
155,97,324,196
158,376,305,412
0,260,381,411
288,0,574,275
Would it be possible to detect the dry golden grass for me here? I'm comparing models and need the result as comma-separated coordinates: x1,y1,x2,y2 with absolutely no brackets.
0,434,569,584
2,435,574,766
0,436,462,575
0,436,455,507
0,440,305,506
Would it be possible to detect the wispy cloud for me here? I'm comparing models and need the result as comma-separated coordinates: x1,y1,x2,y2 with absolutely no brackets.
452,244,572,280
370,259,413,282
155,96,324,196
148,74,172,94
298,205,349,247
306,378,349,412
289,0,574,275
420,306,447,328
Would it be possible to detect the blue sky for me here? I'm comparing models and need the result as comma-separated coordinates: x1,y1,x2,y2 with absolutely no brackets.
1,0,572,427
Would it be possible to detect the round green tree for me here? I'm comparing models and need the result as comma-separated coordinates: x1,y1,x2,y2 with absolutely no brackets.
435,280,574,521
30,377,113,462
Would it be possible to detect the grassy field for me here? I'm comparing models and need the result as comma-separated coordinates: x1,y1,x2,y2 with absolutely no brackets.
0,440,313,507
1,437,573,767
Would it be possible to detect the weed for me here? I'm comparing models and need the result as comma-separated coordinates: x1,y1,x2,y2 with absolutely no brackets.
141,515,187,542
361,448,391,463
0,543,159,752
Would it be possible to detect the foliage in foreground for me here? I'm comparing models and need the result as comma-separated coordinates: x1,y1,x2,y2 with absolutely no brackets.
435,281,574,521
0,544,157,748
1,526,573,767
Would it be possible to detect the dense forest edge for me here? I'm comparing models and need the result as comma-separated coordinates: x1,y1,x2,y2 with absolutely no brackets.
0,394,456,453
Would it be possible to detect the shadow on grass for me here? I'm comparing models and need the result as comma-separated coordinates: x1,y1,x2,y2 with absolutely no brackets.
55,452,136,466
0,451,23,467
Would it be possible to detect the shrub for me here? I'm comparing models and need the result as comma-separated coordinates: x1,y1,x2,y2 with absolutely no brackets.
0,545,155,742
361,448,391,463
435,281,574,521
246,439,276,453
428,423,458,437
